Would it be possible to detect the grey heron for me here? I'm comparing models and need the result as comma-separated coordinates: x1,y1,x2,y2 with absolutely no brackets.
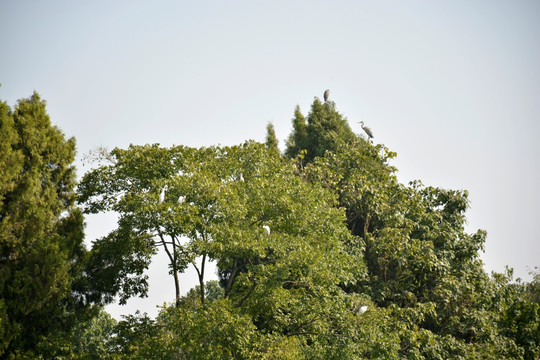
159,185,168,204
263,225,270,236
358,121,374,140
323,89,330,102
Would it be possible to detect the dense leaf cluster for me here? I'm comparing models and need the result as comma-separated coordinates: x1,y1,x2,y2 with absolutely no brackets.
1,93,538,359
73,98,538,359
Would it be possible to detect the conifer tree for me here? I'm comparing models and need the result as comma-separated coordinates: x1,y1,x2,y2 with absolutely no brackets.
0,93,90,358
285,105,307,158
285,99,355,163
265,122,279,154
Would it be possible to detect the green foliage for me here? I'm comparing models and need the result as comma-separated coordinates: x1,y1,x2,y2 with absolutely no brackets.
84,227,155,305
285,105,308,159
73,95,539,358
78,141,357,313
69,309,117,360
30,308,118,360
285,100,356,163
304,138,538,358
0,93,94,358
181,279,224,307
284,97,538,358
8,93,537,359
523,268,540,305
493,269,540,359
207,144,358,337
160,299,260,359
265,122,279,155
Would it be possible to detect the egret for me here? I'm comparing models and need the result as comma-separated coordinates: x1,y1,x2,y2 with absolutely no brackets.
177,195,185,204
357,305,368,315
358,121,374,141
323,89,330,102
239,173,244,182
263,225,270,236
159,185,168,204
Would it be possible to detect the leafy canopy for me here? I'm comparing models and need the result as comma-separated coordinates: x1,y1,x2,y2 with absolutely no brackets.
78,141,357,312
43,94,540,359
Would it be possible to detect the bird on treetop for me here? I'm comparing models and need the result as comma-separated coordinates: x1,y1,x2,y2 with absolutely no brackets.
263,225,270,236
323,89,330,102
159,185,168,204
177,195,185,204
358,121,374,140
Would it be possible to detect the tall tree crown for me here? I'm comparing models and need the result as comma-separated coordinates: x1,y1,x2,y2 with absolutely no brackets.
285,99,356,163
0,93,89,357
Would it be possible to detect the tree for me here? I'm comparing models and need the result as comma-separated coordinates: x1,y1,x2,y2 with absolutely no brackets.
204,143,359,339
79,143,259,306
78,141,357,307
285,97,539,358
0,93,92,358
40,307,118,360
285,105,308,159
265,122,279,155
73,94,538,359
494,269,540,359
523,268,540,305
182,280,224,307
285,99,356,163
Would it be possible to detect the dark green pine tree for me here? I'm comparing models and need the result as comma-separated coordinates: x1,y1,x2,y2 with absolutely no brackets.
0,93,93,358
285,98,356,163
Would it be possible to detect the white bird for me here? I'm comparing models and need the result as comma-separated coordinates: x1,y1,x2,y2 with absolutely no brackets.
324,89,330,102
263,225,270,236
238,174,244,182
158,185,168,204
358,121,374,140
177,195,185,204
357,305,368,315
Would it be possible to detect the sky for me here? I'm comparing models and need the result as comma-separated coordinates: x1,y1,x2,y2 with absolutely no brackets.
1,0,539,319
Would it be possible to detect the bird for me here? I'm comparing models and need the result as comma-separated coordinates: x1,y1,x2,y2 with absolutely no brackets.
357,305,368,315
238,173,244,182
358,121,374,140
158,185,168,204
263,225,270,236
323,89,330,102
177,195,185,204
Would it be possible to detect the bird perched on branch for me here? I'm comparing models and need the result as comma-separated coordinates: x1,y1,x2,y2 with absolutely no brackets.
159,185,168,204
263,225,271,236
358,121,374,141
323,89,330,102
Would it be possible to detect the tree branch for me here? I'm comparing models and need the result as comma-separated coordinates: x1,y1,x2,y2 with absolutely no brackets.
235,276,257,308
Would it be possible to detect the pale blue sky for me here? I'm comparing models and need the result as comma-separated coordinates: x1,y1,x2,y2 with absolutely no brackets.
1,0,539,319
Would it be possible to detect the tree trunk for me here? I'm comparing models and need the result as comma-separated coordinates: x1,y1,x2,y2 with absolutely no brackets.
224,258,239,298
173,268,181,307
158,231,181,307
195,254,206,305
